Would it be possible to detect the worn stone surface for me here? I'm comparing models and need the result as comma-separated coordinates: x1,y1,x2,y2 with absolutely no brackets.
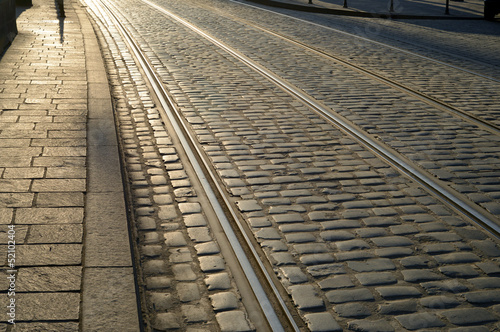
304,312,342,332
215,311,253,332
441,308,498,326
0,293,80,321
14,208,84,224
396,312,446,330
210,292,239,311
17,266,82,292
289,284,325,309
379,299,418,315
84,193,133,267
326,288,375,304
26,224,83,244
82,268,140,330
16,244,82,266
348,319,395,332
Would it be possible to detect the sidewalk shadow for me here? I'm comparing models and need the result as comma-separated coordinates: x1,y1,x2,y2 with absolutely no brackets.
55,0,65,43
59,15,65,43
16,6,30,18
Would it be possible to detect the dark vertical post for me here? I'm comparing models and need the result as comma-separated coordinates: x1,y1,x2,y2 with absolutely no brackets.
445,0,450,14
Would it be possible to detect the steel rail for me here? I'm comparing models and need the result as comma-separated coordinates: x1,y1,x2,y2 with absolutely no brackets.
141,0,500,236
173,0,500,135
225,18,500,136
230,0,500,85
86,0,297,330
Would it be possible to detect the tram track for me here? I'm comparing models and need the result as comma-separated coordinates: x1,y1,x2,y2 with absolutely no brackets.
155,0,500,136
228,19,500,136
85,0,302,330
230,0,500,85
184,4,500,137
196,0,500,132
82,0,500,329
139,0,500,234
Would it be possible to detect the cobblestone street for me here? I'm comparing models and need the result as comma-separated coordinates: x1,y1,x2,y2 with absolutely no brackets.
1,0,500,330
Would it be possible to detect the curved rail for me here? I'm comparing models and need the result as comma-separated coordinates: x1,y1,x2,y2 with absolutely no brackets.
231,0,500,85
231,20,500,136
139,0,500,236
167,0,500,136
86,0,301,330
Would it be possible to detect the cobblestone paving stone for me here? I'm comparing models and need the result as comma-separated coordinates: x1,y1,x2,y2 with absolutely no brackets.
94,0,500,330
0,1,86,329
85,3,255,331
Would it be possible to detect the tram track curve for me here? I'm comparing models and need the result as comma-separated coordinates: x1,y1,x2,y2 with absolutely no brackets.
159,0,500,136
230,0,500,85
191,5,500,136
197,0,500,130
85,0,302,329
83,0,500,329
137,0,500,234
143,0,500,222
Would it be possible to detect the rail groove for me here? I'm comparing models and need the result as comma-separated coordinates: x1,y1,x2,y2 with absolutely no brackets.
140,0,500,237
228,18,500,136
86,0,302,330
82,0,500,330
231,0,500,85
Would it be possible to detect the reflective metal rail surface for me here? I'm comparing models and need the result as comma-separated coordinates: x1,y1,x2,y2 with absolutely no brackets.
85,0,301,330
143,0,499,235
82,0,500,329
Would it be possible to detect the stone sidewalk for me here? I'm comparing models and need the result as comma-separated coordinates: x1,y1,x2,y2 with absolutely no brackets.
0,0,140,330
